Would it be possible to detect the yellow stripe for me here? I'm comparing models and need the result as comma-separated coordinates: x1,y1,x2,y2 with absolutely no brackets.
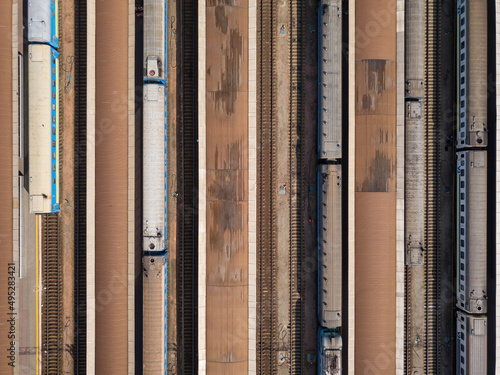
35,215,39,375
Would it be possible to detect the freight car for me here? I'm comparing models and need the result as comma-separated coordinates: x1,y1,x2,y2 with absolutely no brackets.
318,164,342,329
143,0,166,83
456,311,487,375
318,328,342,375
457,0,487,148
28,43,59,213
318,0,342,160
143,255,168,373
143,84,167,252
456,150,487,314
28,0,59,49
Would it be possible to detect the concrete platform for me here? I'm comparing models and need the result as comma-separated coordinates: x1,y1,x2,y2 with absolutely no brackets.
355,1,397,374
199,1,256,373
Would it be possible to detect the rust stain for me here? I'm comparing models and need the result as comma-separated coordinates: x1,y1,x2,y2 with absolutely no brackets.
355,59,396,193
360,150,395,192
215,6,228,34
206,6,247,115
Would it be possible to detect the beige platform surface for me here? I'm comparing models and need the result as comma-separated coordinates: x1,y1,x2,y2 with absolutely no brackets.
205,2,249,373
355,1,397,373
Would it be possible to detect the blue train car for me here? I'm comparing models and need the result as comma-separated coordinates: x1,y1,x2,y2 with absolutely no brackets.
28,0,59,49
142,0,169,372
318,328,342,375
28,44,59,213
143,84,168,252
142,0,168,250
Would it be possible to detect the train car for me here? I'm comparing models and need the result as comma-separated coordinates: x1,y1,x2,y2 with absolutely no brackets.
318,164,342,328
456,311,487,374
457,0,487,148
318,328,342,375
143,84,167,252
143,0,166,83
28,0,59,49
28,44,59,214
456,151,487,314
318,0,342,160
143,255,168,373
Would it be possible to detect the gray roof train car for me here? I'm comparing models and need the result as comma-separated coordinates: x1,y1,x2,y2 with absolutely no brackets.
318,164,342,329
318,0,342,160
143,0,166,82
456,311,487,375
28,0,59,48
457,0,488,148
28,44,60,213
143,84,167,252
457,151,487,314
143,255,168,373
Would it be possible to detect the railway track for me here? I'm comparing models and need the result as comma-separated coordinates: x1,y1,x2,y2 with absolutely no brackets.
257,0,277,372
424,0,438,372
289,0,305,373
74,0,88,371
177,0,198,372
41,214,62,374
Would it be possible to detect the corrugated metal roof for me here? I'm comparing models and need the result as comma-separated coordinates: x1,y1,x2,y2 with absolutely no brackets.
319,164,342,329
318,0,342,160
143,84,167,251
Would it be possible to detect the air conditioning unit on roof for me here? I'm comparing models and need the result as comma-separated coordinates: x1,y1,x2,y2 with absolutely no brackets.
146,56,160,79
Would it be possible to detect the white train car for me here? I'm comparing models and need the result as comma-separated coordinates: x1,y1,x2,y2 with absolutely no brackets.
28,0,59,49
318,164,342,328
457,151,487,314
318,328,342,375
318,0,342,160
457,0,487,148
143,84,167,252
143,255,168,373
456,311,487,374
143,0,166,82
28,44,59,214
